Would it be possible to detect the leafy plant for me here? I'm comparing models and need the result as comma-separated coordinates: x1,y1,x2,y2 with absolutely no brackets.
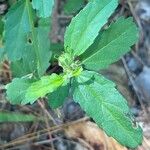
0,0,143,148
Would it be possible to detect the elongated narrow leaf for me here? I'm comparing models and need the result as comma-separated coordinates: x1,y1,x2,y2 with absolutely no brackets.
64,0,118,56
73,71,143,148
64,0,84,14
36,24,52,76
81,17,138,70
0,112,37,122
4,0,31,61
48,84,69,109
6,74,64,105
32,0,54,18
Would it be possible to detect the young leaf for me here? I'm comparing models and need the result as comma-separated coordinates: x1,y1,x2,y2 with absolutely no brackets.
4,0,31,61
47,84,69,109
73,71,143,148
81,17,138,70
25,74,64,104
32,0,54,18
50,42,64,62
0,112,37,122
64,0,84,14
76,70,94,83
64,0,118,56
6,74,64,105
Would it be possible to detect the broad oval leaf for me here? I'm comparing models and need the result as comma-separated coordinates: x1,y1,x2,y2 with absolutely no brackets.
4,0,31,61
32,0,54,18
64,0,118,56
81,17,139,70
6,74,64,105
73,71,143,148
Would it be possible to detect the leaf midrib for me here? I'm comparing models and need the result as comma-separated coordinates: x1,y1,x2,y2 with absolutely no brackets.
82,25,135,63
79,82,139,145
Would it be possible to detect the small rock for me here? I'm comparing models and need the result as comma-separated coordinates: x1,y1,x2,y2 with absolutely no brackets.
127,57,142,74
63,100,85,121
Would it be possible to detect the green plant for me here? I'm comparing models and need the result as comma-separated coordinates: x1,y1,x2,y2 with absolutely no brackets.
64,0,85,14
0,0,143,148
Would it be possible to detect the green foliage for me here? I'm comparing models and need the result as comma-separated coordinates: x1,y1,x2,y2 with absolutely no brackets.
4,0,31,61
0,17,4,37
32,0,54,18
48,84,69,109
6,78,33,105
0,112,37,122
73,71,142,148
81,17,139,70
64,0,118,56
64,0,84,14
4,0,52,77
6,74,64,105
0,48,4,61
25,74,64,104
1,0,143,148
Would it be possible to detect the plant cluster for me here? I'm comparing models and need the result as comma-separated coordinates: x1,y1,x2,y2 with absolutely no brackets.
0,0,143,148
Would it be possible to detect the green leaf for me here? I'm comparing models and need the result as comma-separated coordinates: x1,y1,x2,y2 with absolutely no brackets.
48,84,69,109
50,43,64,61
0,16,4,38
38,17,51,27
64,0,84,14
76,70,94,83
10,46,37,77
81,17,138,70
25,74,64,104
5,0,51,77
4,0,31,61
6,78,33,105
36,23,52,76
64,0,118,56
73,71,143,148
32,0,54,18
0,112,37,122
0,48,4,62
6,74,64,105
10,21,52,78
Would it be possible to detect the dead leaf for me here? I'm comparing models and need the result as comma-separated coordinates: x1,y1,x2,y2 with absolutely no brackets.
64,121,127,150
